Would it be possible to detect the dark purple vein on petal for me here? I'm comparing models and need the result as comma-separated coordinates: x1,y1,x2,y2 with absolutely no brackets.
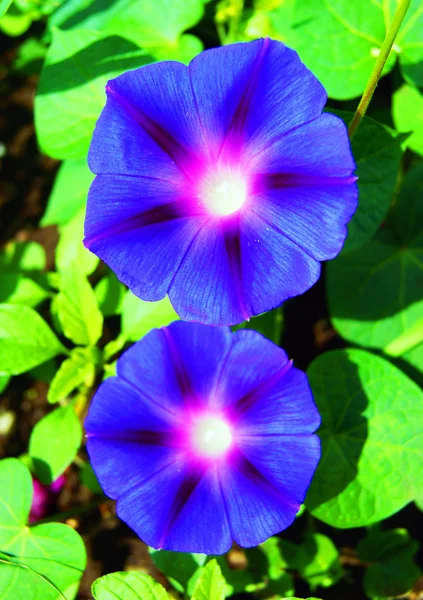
233,360,293,415
84,204,204,248
218,38,270,158
223,217,250,322
255,173,358,192
161,327,198,407
157,468,206,548
86,429,175,446
106,84,198,179
236,453,299,511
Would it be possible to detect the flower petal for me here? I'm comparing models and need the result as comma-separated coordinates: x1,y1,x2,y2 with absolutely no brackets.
85,376,179,436
115,451,190,547
219,453,301,547
236,367,321,435
189,39,326,159
239,209,321,317
117,328,188,416
84,174,208,301
163,465,231,553
168,219,248,325
89,61,207,177
86,437,176,500
251,182,358,262
215,329,290,409
162,322,233,407
237,434,320,512
252,113,355,177
189,39,265,157
117,461,231,553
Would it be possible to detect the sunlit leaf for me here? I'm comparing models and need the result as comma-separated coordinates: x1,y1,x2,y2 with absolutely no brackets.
92,571,170,600
392,84,423,157
191,560,227,600
48,347,98,403
35,28,153,159
0,304,65,375
328,165,423,349
56,207,98,276
292,0,394,100
121,291,178,342
306,349,423,527
56,268,103,346
0,458,86,599
29,402,82,484
49,0,205,60
42,159,94,226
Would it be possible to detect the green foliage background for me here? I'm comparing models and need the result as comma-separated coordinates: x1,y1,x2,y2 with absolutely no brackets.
0,0,422,599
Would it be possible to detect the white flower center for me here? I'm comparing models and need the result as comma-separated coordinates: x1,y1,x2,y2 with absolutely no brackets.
191,415,232,458
201,170,247,216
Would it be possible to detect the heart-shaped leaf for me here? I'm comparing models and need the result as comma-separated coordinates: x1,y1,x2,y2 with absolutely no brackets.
0,458,86,599
306,349,423,528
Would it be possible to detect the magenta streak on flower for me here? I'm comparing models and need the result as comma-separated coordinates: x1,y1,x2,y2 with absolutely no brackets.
84,38,358,326
84,322,321,554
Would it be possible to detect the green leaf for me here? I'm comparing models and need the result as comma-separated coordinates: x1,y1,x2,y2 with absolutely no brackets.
29,402,82,484
392,84,423,156
12,37,47,75
95,272,126,317
149,549,206,593
35,28,153,160
243,0,295,43
295,534,342,589
56,207,99,276
0,240,46,271
306,349,423,527
401,340,423,378
80,462,103,494
121,291,178,342
191,560,226,600
253,538,295,596
0,304,65,375
42,159,94,226
92,571,170,600
0,3,33,36
0,0,13,18
56,268,103,346
358,529,420,598
328,165,423,349
0,373,10,394
0,458,86,599
394,0,423,88
234,307,283,345
292,0,395,100
49,0,205,58
0,274,50,308
332,111,403,253
48,347,98,403
0,241,49,308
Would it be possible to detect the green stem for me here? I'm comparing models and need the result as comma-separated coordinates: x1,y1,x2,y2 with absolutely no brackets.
348,0,410,138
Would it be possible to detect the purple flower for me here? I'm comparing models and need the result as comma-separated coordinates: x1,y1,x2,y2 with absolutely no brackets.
84,38,357,326
85,322,320,554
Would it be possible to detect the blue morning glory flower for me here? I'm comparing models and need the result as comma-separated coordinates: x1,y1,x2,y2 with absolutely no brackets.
84,38,357,325
85,322,321,554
